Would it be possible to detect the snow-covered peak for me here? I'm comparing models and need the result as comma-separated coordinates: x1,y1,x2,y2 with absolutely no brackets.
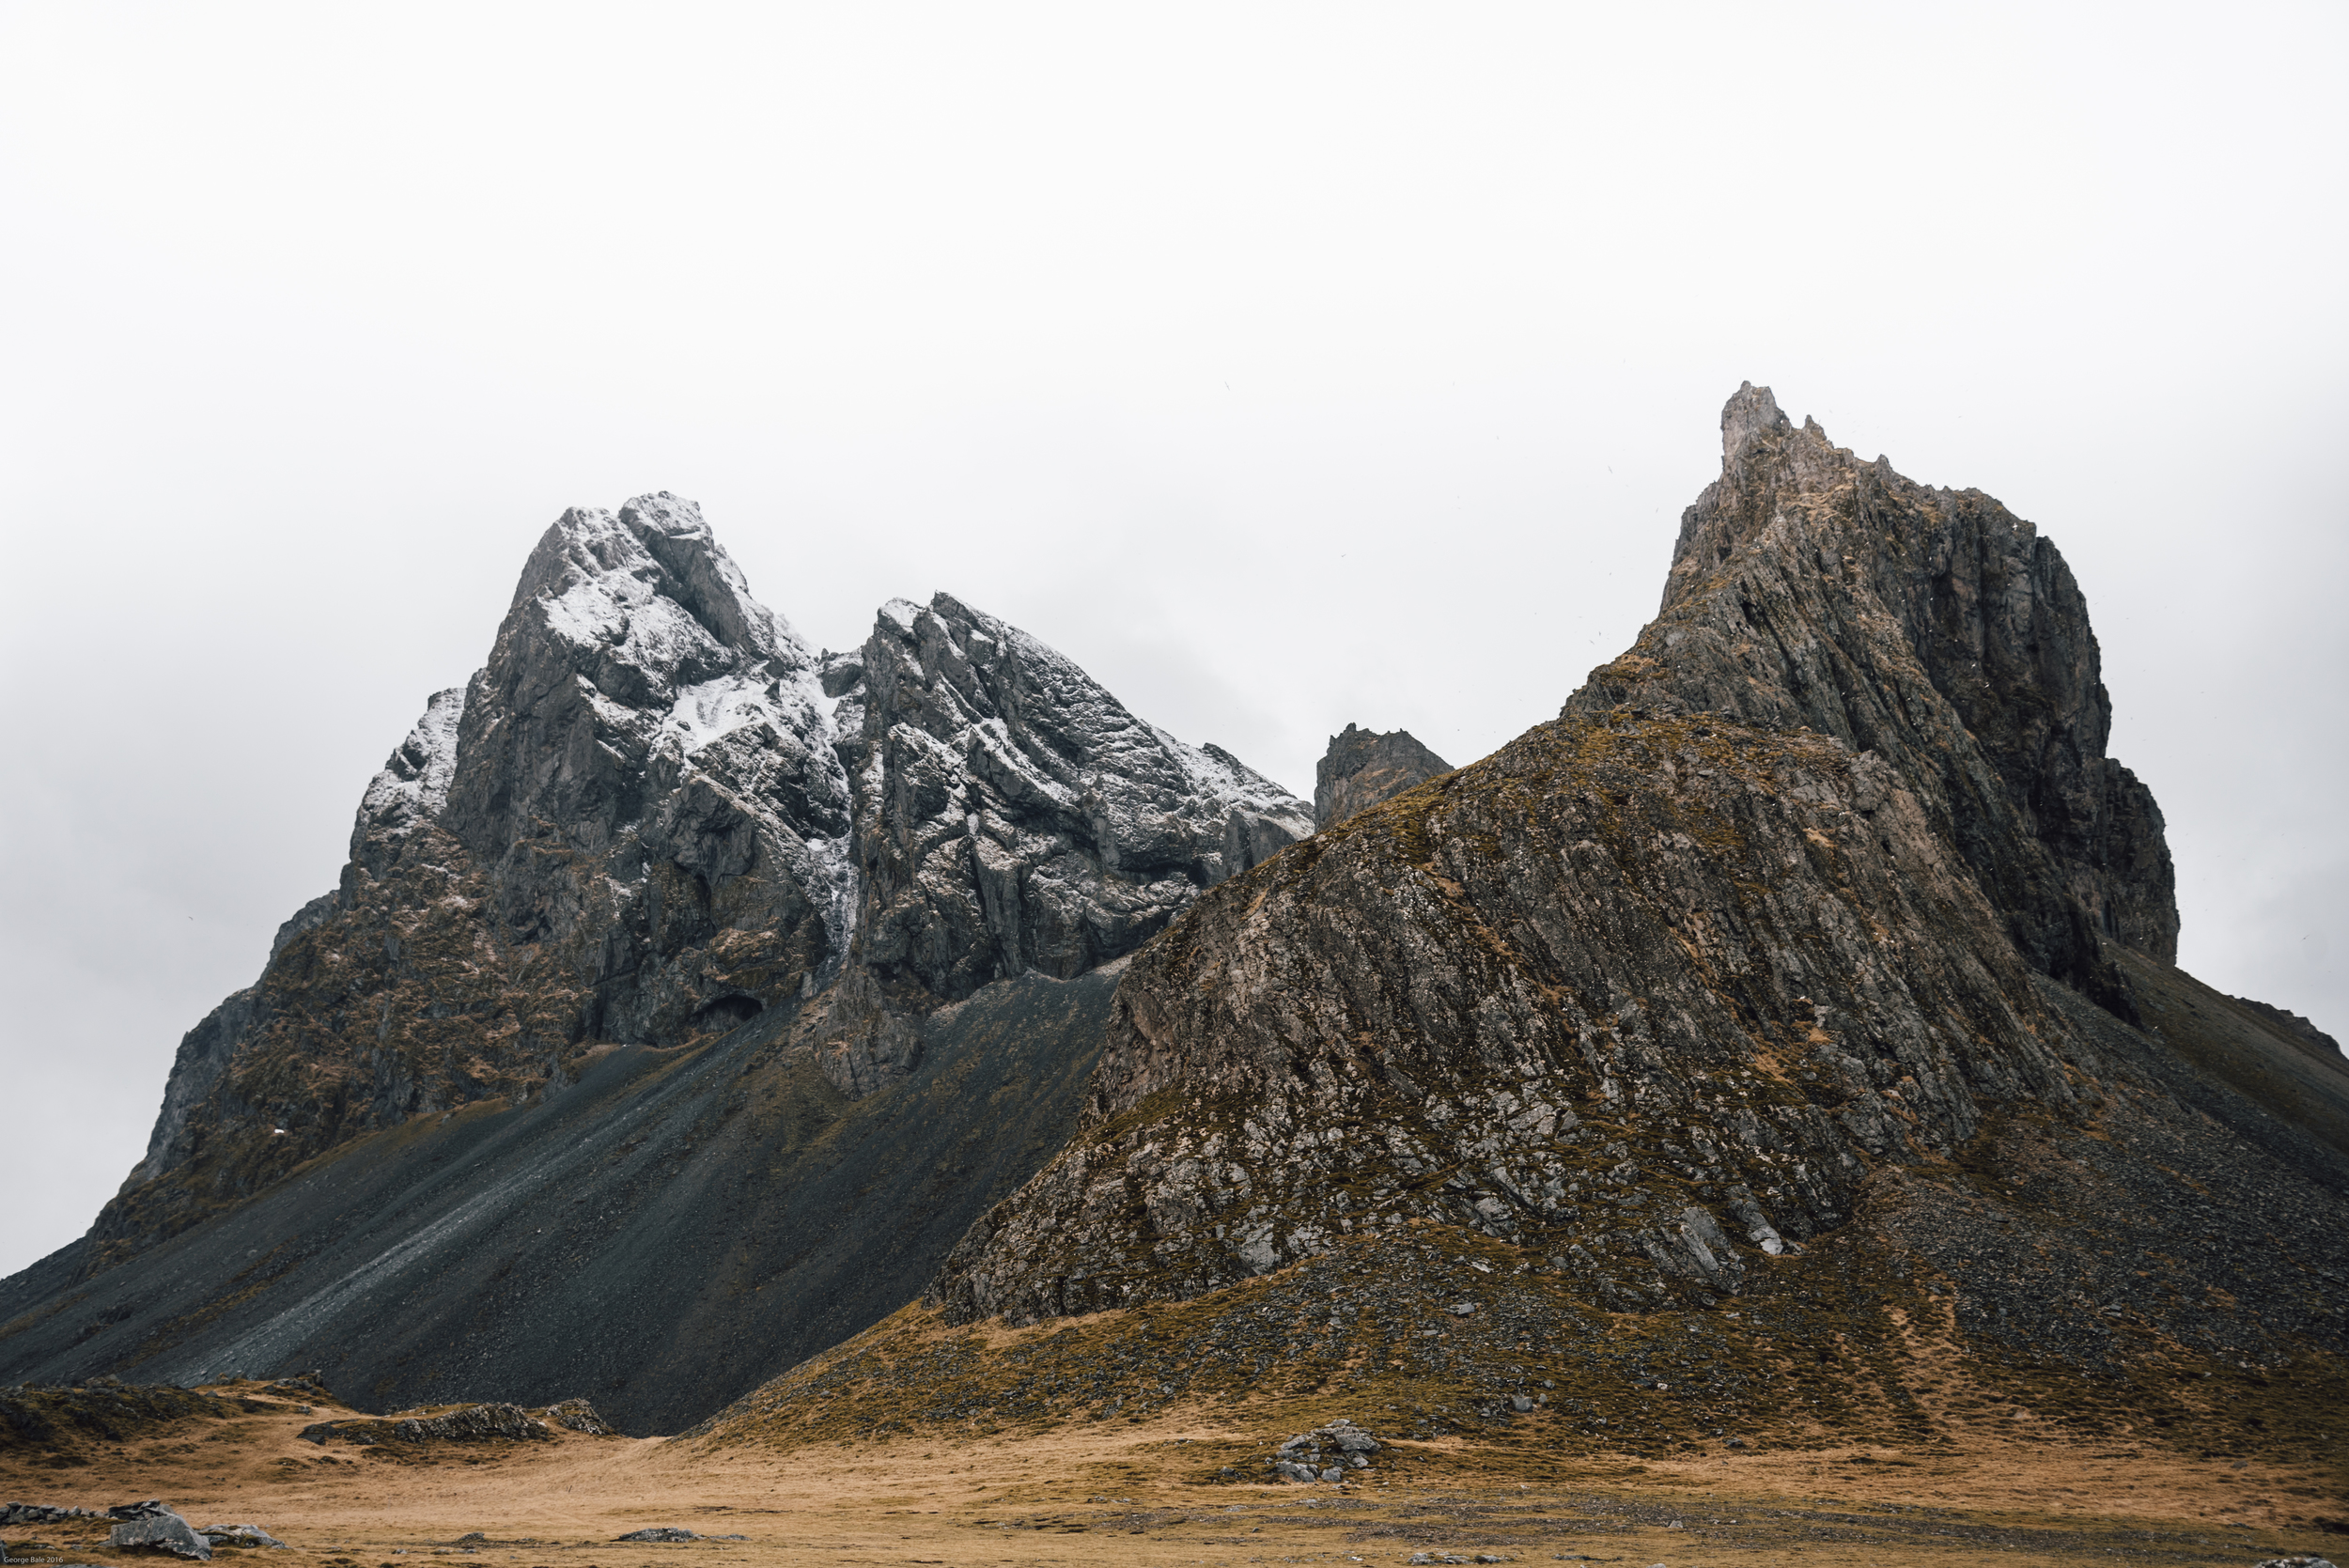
355,686,465,843
618,492,813,671
506,496,817,710
869,591,1312,853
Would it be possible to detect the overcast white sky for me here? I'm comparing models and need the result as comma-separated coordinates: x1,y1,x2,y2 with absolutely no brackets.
3,2,2342,1278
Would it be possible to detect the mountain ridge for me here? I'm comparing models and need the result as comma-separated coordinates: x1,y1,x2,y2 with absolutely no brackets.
923,386,2344,1389
8,385,2340,1452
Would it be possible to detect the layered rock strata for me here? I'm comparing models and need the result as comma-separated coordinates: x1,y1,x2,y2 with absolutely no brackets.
928,387,2343,1343
1315,724,1453,828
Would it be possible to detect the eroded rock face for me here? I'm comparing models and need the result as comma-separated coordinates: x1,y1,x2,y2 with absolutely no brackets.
803,593,1311,1095
1315,724,1452,828
926,386,2304,1330
92,505,1305,1261
1574,382,2176,989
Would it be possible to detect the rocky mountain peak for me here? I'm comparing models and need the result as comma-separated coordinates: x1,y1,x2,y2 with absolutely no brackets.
1315,723,1452,828
1716,378,1793,471
1580,384,2177,986
353,686,465,852
807,589,1312,1095
86,497,1309,1257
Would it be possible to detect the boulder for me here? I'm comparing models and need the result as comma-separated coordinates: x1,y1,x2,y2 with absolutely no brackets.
109,1508,210,1560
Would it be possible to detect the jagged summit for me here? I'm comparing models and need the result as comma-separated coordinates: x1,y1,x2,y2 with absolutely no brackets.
806,589,1311,1094
1315,723,1452,829
1577,381,2176,987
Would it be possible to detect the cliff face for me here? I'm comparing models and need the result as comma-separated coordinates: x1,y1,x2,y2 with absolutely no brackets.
928,389,2343,1362
1575,384,2176,983
86,498,1306,1265
1315,724,1452,828
802,593,1310,1095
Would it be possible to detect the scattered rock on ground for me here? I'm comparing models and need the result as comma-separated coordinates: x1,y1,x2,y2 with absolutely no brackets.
540,1399,615,1436
1266,1419,1379,1482
614,1529,699,1543
299,1403,550,1447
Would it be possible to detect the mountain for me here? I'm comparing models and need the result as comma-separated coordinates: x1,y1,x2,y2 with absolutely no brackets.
13,389,2343,1461
1314,724,1452,828
0,495,1307,1429
925,386,2347,1396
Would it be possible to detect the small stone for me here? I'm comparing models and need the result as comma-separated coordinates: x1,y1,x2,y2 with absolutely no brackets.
197,1526,286,1549
614,1529,697,1543
1509,1395,1534,1413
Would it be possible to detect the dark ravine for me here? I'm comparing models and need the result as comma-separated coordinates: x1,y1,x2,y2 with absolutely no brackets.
926,386,2347,1389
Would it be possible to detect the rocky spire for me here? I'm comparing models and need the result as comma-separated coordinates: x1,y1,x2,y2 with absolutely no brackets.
1315,723,1453,829
1569,381,2176,992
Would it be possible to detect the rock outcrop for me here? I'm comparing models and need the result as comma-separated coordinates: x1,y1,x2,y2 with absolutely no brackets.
927,387,2346,1359
1571,382,2177,998
1314,724,1452,829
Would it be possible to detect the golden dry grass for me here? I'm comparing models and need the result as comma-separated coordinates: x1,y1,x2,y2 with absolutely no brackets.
4,1378,2342,1568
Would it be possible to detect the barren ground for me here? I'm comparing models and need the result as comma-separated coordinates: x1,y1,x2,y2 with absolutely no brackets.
4,1383,2341,1568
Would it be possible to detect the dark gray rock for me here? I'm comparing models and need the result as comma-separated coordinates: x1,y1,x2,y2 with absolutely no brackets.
1314,723,1451,828
1,960,1122,1436
1570,381,2177,1002
194,1527,283,1550
1266,1419,1381,1482
80,500,1306,1271
94,495,859,1259
804,592,1310,1094
2229,997,2343,1063
614,1529,698,1543
109,1509,209,1560
300,1403,547,1447
541,1398,614,1436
